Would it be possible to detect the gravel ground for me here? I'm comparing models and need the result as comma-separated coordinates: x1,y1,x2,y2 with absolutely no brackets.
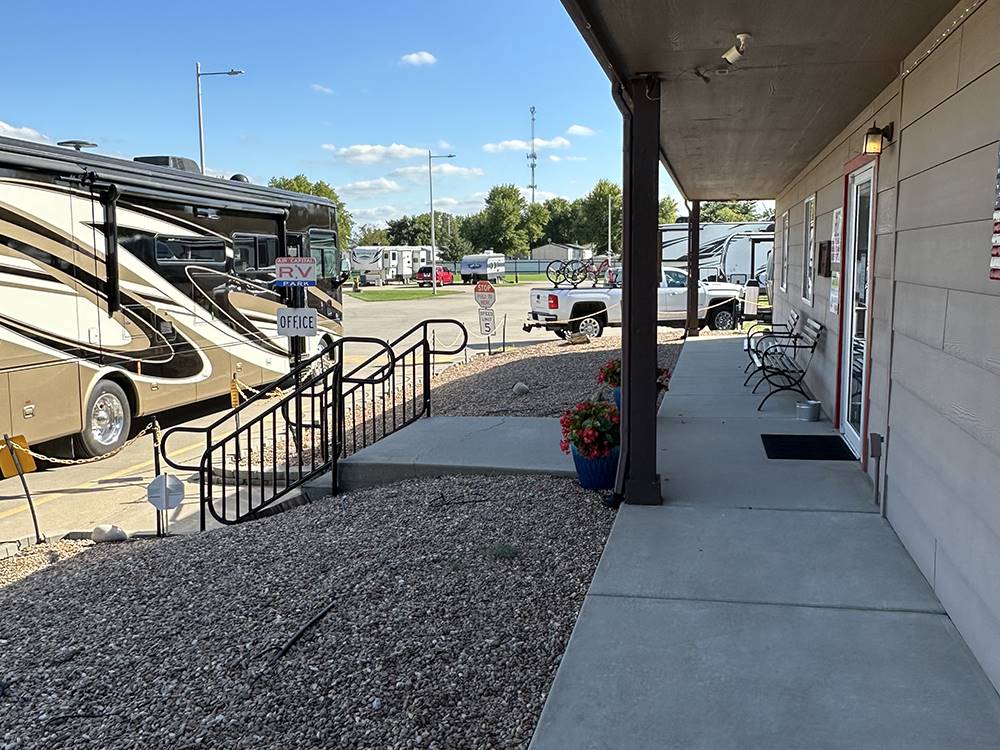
0,541,92,589
432,330,684,418
0,475,614,749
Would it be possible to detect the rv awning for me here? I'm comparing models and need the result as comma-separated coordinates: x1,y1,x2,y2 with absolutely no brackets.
561,0,957,198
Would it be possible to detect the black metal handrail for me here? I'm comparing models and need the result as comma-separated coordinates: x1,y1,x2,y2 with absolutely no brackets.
340,320,467,456
159,320,466,530
161,336,394,528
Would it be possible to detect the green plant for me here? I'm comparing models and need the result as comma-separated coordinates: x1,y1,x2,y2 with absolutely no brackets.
560,400,620,459
598,358,672,391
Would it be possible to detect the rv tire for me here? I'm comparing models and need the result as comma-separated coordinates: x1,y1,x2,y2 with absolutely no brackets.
74,380,133,458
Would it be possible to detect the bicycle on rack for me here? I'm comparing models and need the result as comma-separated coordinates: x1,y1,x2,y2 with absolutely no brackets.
546,257,613,288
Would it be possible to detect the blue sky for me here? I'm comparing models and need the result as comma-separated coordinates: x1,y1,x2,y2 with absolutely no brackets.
1,0,685,226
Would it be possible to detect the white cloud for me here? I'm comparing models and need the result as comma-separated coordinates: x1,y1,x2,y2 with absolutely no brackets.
401,50,437,66
438,140,452,149
566,124,595,136
483,136,570,153
310,83,333,95
390,163,484,179
519,187,561,203
352,205,401,224
549,155,587,162
339,177,404,197
0,120,49,143
321,142,425,163
434,195,485,215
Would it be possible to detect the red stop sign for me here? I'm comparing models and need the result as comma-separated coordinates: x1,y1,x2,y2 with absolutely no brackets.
474,280,496,309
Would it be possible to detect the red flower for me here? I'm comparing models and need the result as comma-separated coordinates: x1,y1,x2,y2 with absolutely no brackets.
559,400,621,457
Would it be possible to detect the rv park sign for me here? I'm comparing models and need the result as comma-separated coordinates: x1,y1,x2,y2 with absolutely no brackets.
274,256,317,287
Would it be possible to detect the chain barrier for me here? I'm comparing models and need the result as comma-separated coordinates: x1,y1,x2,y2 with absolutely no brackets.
11,421,156,465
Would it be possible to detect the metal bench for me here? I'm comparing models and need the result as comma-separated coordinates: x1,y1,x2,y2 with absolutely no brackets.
747,317,824,411
743,308,801,380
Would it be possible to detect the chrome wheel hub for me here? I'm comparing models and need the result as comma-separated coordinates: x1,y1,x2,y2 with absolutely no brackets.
579,317,601,337
91,393,125,446
715,311,735,330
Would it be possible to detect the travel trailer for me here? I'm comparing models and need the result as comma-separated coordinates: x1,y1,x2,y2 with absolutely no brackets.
383,246,414,283
0,136,345,457
351,245,422,284
460,253,505,283
661,221,774,284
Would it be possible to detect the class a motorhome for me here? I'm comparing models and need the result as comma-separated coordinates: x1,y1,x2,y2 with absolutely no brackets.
661,221,774,285
0,136,345,457
460,253,505,283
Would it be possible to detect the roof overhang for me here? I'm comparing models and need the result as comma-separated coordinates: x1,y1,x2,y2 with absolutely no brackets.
561,0,957,199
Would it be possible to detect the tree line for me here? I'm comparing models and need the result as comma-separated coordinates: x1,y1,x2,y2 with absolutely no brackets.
269,174,772,259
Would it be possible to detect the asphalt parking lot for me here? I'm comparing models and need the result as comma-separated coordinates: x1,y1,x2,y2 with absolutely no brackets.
0,280,603,550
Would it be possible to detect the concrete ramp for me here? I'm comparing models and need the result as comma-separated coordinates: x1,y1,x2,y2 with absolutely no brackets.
329,417,575,491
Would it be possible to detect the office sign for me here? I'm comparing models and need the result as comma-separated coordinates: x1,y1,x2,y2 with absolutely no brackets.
276,307,317,337
274,256,317,287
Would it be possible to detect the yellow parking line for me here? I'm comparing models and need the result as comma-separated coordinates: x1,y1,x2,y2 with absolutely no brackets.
0,440,206,522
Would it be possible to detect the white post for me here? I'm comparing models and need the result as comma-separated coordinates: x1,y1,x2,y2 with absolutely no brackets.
196,62,206,175
428,150,437,295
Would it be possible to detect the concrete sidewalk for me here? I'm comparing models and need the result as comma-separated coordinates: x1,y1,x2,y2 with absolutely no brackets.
323,416,575,491
530,336,1000,749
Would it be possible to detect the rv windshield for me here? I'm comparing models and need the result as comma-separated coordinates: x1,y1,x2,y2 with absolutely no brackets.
308,229,339,278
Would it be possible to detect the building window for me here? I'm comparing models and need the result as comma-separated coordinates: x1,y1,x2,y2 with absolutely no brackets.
780,211,789,292
801,195,816,305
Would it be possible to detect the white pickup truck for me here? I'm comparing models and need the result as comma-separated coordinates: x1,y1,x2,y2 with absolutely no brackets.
524,267,743,338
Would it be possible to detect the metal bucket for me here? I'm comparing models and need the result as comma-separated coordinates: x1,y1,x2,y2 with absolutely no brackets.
796,400,821,421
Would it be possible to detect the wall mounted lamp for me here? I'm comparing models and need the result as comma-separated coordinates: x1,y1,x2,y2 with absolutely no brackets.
863,122,894,155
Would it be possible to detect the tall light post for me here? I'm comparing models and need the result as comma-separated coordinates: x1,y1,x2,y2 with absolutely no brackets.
607,193,613,255
428,150,455,294
196,63,244,175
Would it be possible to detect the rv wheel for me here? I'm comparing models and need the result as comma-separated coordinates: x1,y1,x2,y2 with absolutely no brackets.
74,380,132,458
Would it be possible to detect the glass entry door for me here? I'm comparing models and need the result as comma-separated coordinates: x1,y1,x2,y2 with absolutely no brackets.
840,164,875,456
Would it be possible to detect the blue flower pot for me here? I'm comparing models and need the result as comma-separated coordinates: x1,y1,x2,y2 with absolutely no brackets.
612,387,621,412
571,445,620,491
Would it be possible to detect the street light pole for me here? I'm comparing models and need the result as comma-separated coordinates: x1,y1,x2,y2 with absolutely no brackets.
195,63,244,175
607,193,612,255
427,150,456,295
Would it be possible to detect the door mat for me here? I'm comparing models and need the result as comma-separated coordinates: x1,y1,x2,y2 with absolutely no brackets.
760,434,857,461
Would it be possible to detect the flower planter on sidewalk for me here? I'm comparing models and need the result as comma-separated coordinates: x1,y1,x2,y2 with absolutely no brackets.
570,445,619,490
560,399,621,492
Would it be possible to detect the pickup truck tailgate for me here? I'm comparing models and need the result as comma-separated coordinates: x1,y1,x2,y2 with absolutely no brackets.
530,289,553,314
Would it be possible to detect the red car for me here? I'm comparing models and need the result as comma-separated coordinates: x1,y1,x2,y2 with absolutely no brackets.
414,266,454,286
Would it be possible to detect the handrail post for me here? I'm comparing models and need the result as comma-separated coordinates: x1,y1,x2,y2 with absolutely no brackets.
332,360,342,494
423,338,432,417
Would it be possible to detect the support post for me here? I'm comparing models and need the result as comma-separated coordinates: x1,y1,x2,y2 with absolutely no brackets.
686,199,701,336
612,76,661,506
